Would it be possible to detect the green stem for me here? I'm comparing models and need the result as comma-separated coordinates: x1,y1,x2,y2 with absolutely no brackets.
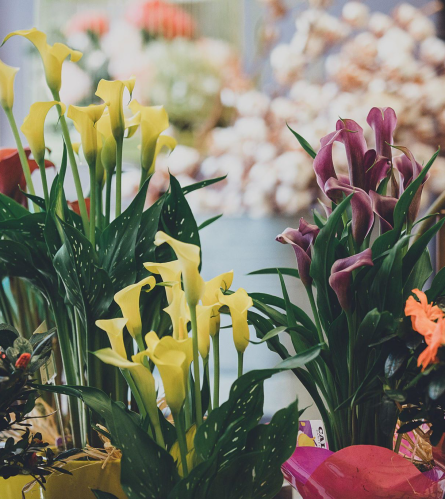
212,332,220,409
89,166,96,248
74,309,88,446
306,285,324,345
96,181,103,231
4,109,39,212
173,410,189,477
37,158,50,207
346,309,357,445
189,306,202,427
0,279,14,326
139,167,148,190
52,93,89,236
105,171,112,226
184,379,192,430
115,139,124,217
238,351,244,378
205,358,212,413
122,369,146,418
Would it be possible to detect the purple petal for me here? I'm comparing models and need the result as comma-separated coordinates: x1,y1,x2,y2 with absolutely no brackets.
336,119,368,190
364,151,391,193
325,178,374,246
329,249,374,310
313,130,344,192
369,190,397,233
366,107,397,161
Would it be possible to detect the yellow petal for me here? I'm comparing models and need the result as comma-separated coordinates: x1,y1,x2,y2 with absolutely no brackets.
218,288,253,353
21,101,66,164
95,318,128,359
154,231,204,307
164,284,190,340
72,142,81,155
97,111,117,172
143,331,193,415
68,103,106,168
196,304,214,359
144,260,182,304
202,271,234,306
2,29,82,94
170,425,197,477
114,276,156,339
0,59,18,110
125,111,141,139
96,77,136,141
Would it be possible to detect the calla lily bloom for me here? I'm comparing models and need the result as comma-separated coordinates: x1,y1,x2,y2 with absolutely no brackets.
218,288,253,353
329,249,374,311
164,284,190,340
366,107,397,162
144,260,182,304
21,101,66,165
95,77,136,140
97,111,117,173
0,59,18,111
196,304,215,359
128,100,176,174
143,331,193,415
94,347,158,419
96,318,128,359
0,148,54,206
2,28,82,95
369,191,397,234
154,231,204,307
114,276,156,339
202,271,234,337
276,219,319,287
170,425,196,477
67,103,107,169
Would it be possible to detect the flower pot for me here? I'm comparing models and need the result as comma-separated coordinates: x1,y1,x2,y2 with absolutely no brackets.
40,460,126,499
0,475,39,499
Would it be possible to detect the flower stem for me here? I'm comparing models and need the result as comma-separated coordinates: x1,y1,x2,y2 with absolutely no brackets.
139,167,148,190
173,410,189,477
306,285,324,344
89,166,96,248
52,94,89,236
204,357,212,413
105,171,112,225
189,306,202,427
212,332,220,408
237,351,244,378
37,158,50,208
115,139,123,217
346,309,357,445
4,109,39,212
0,279,14,326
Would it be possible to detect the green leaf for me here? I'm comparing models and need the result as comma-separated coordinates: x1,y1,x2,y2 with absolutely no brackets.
0,212,46,241
428,372,445,400
384,389,407,402
0,193,30,221
91,490,118,499
274,344,322,370
182,175,227,195
403,250,432,301
198,214,223,231
249,326,287,345
312,209,327,229
100,180,150,292
326,313,348,397
287,124,317,159
427,266,445,301
136,195,165,271
248,267,299,279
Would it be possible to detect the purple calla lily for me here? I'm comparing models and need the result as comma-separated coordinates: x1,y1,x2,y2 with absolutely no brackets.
276,218,320,287
366,107,397,162
369,191,397,234
329,249,374,311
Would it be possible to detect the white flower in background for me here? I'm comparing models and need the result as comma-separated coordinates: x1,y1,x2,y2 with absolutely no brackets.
236,91,270,118
342,2,370,29
393,3,419,28
368,12,393,37
234,117,268,142
164,145,200,176
407,15,435,42
59,62,92,105
420,37,445,66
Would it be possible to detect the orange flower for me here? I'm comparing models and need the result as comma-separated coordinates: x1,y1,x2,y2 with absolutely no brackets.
418,317,445,371
68,198,91,218
405,289,443,338
65,11,109,38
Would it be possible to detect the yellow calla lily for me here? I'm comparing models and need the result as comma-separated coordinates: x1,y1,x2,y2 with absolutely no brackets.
0,59,18,111
170,425,197,477
218,288,253,353
67,103,106,169
144,260,182,304
128,100,176,174
94,347,158,421
95,318,128,359
164,284,190,340
196,304,215,359
21,101,66,164
202,271,233,338
2,28,82,95
95,77,136,141
97,111,117,173
143,331,193,415
114,276,156,340
154,231,204,308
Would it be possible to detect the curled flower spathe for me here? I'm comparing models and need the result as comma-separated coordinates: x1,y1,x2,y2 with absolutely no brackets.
144,260,182,304
163,284,189,340
218,288,253,353
329,249,374,311
0,59,18,111
95,317,128,359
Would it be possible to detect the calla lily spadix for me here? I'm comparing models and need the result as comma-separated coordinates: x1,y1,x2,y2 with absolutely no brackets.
164,284,190,340
128,99,176,175
154,231,204,308
21,101,66,166
2,28,82,95
144,260,182,304
67,103,107,169
95,318,128,359
114,275,156,342
218,288,253,354
143,331,193,416
0,59,18,111
95,77,136,141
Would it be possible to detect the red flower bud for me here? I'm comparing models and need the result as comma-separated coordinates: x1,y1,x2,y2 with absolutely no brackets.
15,352,31,370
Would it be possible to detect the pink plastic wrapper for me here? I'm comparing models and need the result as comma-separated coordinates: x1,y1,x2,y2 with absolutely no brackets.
282,421,445,499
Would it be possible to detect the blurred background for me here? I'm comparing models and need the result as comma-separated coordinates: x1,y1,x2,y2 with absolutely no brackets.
1,0,445,420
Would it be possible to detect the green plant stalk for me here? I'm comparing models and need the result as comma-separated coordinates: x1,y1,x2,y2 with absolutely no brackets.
115,139,124,217
306,285,324,344
121,369,146,418
189,306,203,427
105,170,113,225
74,309,88,446
346,309,357,445
36,158,50,207
52,94,89,236
4,108,39,212
89,166,96,248
212,331,220,408
204,357,212,412
96,181,103,231
238,351,244,378
139,167,149,190
184,380,192,430
173,409,189,477
0,279,14,326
